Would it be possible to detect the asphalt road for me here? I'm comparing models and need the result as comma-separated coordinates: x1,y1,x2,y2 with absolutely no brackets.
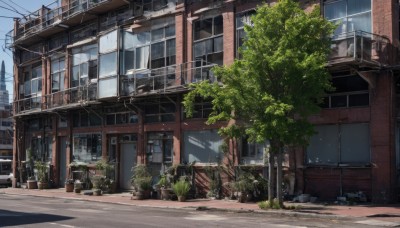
0,194,387,228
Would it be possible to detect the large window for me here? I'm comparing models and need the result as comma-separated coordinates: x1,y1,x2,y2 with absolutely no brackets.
146,132,173,164
72,133,102,163
71,44,98,88
193,15,223,66
241,138,268,165
183,130,224,163
306,123,370,165
106,112,138,125
120,21,176,74
98,30,118,98
72,111,102,127
51,57,65,93
142,100,175,123
23,63,42,97
324,0,371,35
236,10,254,58
29,136,52,162
321,74,369,108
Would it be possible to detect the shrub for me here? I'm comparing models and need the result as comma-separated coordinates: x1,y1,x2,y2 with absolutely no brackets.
172,179,190,197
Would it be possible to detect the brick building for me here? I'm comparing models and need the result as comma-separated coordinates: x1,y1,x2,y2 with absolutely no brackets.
5,0,400,202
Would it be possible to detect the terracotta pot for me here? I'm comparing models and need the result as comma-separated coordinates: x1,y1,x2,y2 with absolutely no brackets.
27,180,37,189
65,183,74,192
38,181,48,190
93,189,102,196
161,188,171,200
178,196,186,202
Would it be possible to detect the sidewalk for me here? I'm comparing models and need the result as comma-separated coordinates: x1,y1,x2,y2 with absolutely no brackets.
1,187,400,223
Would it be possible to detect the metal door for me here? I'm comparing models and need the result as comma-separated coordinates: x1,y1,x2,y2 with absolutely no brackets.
120,143,136,190
59,137,67,187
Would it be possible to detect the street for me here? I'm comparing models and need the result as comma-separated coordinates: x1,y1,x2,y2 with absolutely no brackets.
0,194,385,228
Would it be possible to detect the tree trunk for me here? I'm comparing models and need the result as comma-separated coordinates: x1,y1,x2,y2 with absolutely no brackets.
276,151,283,208
268,151,276,204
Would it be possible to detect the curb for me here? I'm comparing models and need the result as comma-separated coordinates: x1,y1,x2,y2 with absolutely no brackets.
0,191,354,221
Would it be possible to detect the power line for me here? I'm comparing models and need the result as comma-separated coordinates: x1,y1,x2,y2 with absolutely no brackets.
8,0,31,14
0,15,16,18
0,4,25,17
0,0,22,16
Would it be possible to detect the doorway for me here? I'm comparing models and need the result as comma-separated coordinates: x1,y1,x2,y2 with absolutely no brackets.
120,142,136,190
59,137,67,187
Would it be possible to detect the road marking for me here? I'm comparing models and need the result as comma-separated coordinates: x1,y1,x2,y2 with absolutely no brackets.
355,219,400,227
272,225,307,228
49,222,77,228
68,208,104,213
185,214,227,221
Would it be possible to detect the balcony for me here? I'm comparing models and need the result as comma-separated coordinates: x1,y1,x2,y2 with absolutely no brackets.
328,31,390,69
14,61,218,115
6,0,128,47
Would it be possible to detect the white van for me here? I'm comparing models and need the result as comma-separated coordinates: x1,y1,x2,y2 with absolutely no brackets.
0,159,13,186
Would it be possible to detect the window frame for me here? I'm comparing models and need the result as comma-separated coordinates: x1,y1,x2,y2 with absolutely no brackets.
193,15,224,66
51,56,66,93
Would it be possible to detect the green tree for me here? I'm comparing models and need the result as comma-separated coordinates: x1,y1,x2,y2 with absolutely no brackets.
183,0,335,207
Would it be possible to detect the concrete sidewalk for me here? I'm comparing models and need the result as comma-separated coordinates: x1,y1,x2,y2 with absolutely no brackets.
1,187,400,224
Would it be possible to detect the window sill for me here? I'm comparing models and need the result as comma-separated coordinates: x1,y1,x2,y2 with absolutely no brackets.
304,163,373,169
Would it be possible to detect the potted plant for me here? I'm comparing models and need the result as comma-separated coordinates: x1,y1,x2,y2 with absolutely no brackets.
232,172,255,203
157,174,173,200
34,161,48,189
131,164,152,200
91,175,105,196
27,176,37,189
95,160,116,193
172,178,190,202
65,178,74,192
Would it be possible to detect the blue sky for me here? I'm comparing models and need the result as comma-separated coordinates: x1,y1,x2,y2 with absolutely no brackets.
0,0,56,103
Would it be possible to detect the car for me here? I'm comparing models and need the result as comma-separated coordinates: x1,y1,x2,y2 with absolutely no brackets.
0,159,13,187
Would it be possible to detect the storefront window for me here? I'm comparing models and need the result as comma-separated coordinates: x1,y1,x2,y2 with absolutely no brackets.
72,133,102,163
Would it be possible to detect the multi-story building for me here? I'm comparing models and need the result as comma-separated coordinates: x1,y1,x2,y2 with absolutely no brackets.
5,0,400,202
0,61,12,159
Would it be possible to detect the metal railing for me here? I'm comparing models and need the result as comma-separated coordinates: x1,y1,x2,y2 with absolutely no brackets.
13,94,42,114
329,30,390,66
7,0,111,45
14,61,219,114
46,84,97,110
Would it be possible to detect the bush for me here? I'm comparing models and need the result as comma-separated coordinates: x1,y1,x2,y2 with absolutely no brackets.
172,179,190,197
34,161,48,182
131,165,152,191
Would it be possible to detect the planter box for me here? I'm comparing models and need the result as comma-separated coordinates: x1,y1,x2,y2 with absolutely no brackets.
65,183,74,192
27,180,37,189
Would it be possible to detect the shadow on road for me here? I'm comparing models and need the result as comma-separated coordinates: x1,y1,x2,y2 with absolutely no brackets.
0,209,73,227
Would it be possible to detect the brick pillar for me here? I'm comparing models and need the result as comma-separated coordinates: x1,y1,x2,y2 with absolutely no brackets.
372,0,398,64
173,96,181,164
51,117,59,185
186,11,193,83
137,110,145,164
370,71,395,203
175,4,185,85
12,121,18,187
223,3,235,65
